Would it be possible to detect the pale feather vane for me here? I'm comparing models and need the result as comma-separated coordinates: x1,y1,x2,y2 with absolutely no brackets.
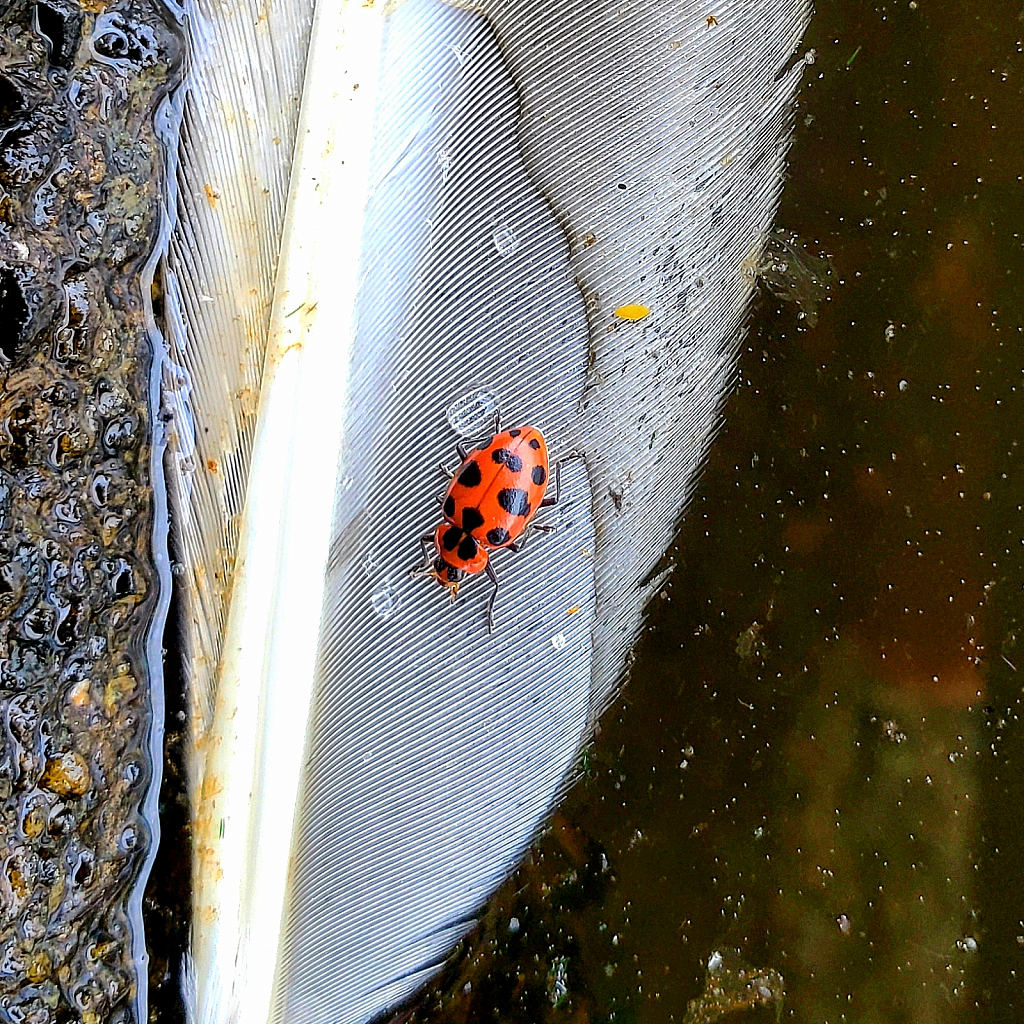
166,1,811,1022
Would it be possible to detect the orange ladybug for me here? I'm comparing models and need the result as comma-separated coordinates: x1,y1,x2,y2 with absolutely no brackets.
415,424,559,629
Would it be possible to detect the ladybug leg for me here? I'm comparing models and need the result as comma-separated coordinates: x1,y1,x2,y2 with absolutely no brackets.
455,442,470,461
409,531,436,576
507,519,555,556
540,460,562,508
484,561,500,633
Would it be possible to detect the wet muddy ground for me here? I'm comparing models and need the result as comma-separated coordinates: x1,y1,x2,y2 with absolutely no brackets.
0,0,181,1020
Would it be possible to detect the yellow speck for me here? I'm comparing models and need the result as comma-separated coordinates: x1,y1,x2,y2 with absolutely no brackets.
567,605,580,615
203,183,220,207
614,304,651,322
207,458,219,473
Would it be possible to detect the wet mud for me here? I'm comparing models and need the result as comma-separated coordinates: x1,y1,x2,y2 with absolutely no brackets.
0,0,181,1020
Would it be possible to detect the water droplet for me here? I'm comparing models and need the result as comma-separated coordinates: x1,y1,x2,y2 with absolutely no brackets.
492,226,519,257
550,632,568,651
446,389,499,436
371,581,398,620
437,148,453,183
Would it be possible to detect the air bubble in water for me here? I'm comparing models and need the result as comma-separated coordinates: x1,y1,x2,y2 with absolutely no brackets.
446,389,499,436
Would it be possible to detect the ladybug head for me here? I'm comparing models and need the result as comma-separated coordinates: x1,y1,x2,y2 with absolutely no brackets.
431,558,464,601
433,524,489,581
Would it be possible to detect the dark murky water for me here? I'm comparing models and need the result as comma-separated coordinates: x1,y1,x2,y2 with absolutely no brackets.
406,1,1024,1021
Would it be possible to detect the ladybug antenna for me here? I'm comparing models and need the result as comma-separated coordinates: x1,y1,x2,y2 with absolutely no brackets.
430,557,463,601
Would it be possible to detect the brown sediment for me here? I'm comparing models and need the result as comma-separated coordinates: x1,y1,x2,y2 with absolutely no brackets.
0,0,181,1020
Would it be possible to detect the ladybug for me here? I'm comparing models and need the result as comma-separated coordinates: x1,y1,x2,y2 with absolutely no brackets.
414,423,560,630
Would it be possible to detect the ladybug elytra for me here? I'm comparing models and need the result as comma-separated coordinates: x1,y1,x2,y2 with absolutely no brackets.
414,423,559,630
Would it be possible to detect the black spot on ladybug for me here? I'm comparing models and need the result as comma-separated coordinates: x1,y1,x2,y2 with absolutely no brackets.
443,495,456,518
528,438,541,450
442,526,462,552
492,448,523,473
487,526,509,546
462,507,485,533
508,428,521,438
457,535,478,561
457,460,482,488
531,465,546,486
498,487,530,517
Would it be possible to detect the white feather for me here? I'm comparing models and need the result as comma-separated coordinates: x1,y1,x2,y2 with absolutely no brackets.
167,0,811,1021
